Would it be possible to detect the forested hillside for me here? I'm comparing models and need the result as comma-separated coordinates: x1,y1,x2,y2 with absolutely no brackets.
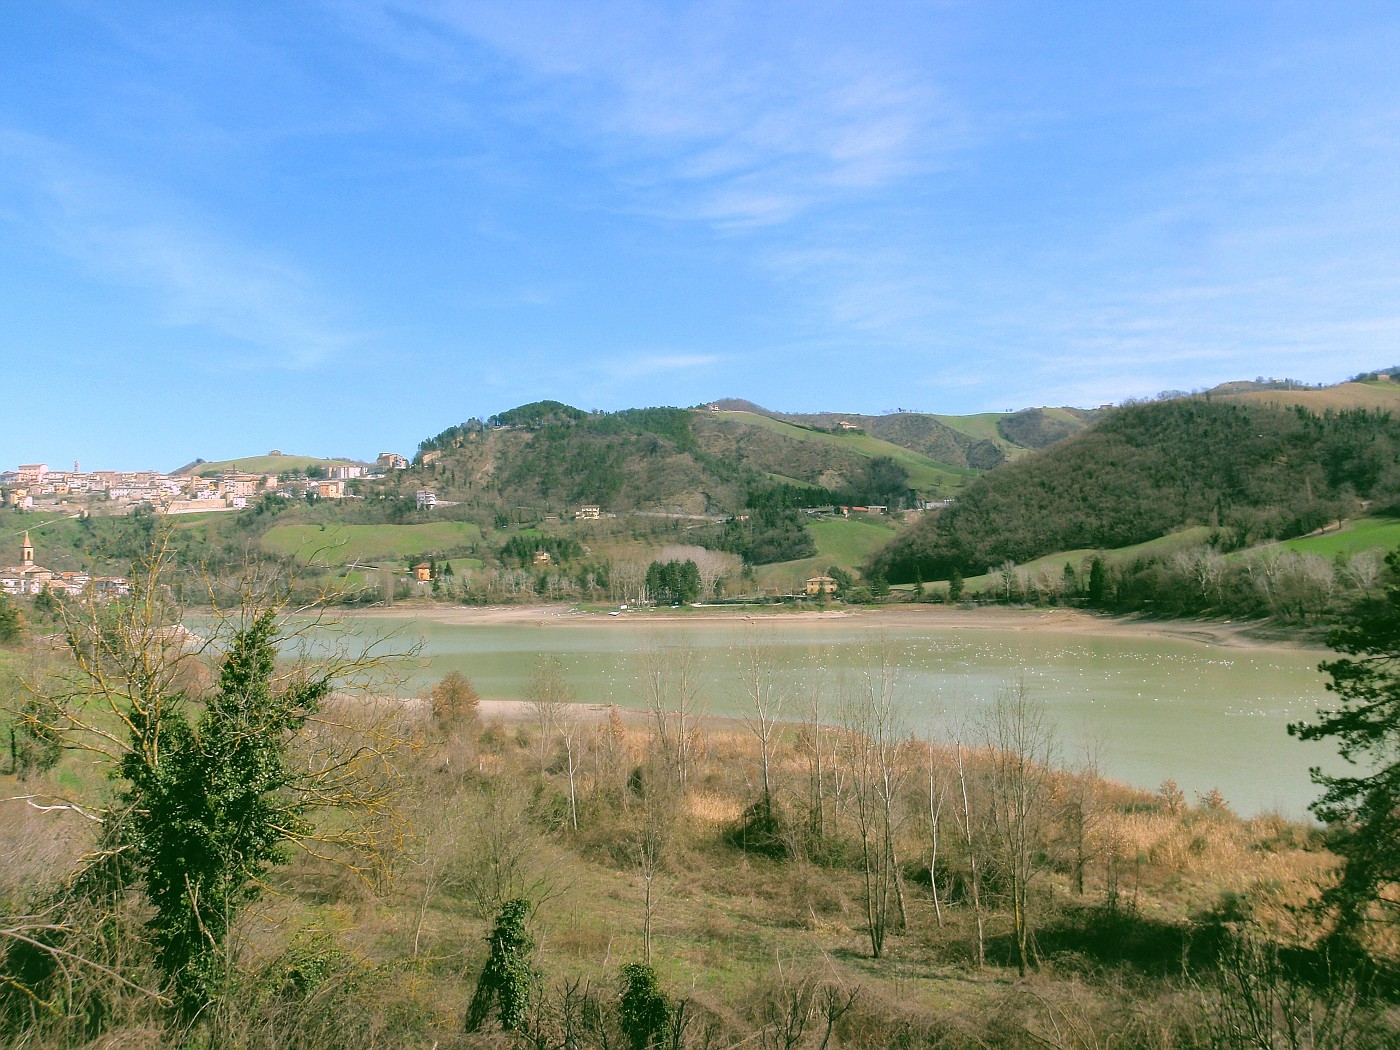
869,398,1400,583
404,403,980,516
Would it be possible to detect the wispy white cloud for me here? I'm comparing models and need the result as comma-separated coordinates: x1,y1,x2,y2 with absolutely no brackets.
0,129,360,369
351,0,961,228
597,352,721,381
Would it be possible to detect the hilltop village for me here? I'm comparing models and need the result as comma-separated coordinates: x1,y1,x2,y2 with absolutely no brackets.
0,451,410,516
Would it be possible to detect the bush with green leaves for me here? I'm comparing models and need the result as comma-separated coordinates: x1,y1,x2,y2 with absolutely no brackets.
618,962,672,1050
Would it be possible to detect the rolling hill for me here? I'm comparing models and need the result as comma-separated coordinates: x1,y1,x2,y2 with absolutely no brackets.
868,395,1400,583
176,454,369,477
395,399,1098,522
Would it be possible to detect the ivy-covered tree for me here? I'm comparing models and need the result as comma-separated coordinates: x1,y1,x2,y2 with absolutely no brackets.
119,610,330,1015
618,962,672,1050
465,898,538,1033
8,532,407,1022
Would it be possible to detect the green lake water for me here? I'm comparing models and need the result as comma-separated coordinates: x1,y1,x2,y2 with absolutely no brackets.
289,613,1344,819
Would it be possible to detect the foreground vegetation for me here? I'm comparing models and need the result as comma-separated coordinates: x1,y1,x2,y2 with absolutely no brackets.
3,537,1399,1048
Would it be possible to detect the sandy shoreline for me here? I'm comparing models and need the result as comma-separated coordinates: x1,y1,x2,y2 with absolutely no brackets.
340,601,1324,654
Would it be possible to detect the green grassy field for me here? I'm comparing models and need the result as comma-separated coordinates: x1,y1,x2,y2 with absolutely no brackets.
762,470,812,488
752,514,901,592
929,411,1007,443
261,521,484,564
955,526,1216,592
1280,517,1400,558
809,516,899,564
720,411,975,493
185,454,368,476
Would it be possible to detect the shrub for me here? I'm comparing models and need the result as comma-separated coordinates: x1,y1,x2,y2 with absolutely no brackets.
618,962,671,1050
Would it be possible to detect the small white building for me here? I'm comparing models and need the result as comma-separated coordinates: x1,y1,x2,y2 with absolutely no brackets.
416,489,438,509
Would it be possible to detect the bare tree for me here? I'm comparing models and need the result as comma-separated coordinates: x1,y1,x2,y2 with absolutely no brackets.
557,705,583,832
658,544,741,600
1340,549,1385,595
996,560,1019,602
983,681,1056,977
740,626,785,810
591,704,630,808
632,788,672,966
796,660,830,851
1062,741,1105,897
954,731,987,968
450,781,558,919
525,655,574,772
637,637,702,794
1202,930,1381,1050
1173,545,1228,605
611,558,652,605
839,641,906,958
925,742,949,927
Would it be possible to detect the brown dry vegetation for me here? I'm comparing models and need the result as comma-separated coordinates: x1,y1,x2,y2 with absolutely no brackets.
1221,381,1400,414
3,657,1399,1048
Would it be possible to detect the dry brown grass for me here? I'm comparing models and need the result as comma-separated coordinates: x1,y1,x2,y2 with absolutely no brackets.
3,696,1390,1049
1224,381,1400,413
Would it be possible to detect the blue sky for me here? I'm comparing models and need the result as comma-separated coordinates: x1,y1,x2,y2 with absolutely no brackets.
3,1,1399,469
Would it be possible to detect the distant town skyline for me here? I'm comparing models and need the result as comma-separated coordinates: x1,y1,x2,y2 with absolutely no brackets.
3,3,1399,469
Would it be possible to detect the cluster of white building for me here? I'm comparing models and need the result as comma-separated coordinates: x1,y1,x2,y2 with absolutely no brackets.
1,452,410,516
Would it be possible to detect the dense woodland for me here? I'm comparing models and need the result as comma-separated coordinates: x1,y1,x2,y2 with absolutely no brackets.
870,399,1400,585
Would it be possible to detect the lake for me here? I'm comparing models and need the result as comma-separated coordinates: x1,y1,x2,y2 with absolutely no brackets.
293,611,1345,819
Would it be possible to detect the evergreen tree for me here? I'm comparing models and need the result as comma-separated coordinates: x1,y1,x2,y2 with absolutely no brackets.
1086,557,1108,608
1289,548,1400,938
948,569,964,603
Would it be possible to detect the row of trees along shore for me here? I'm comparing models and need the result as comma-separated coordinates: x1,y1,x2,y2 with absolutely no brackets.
1,530,1399,1046
932,542,1389,629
